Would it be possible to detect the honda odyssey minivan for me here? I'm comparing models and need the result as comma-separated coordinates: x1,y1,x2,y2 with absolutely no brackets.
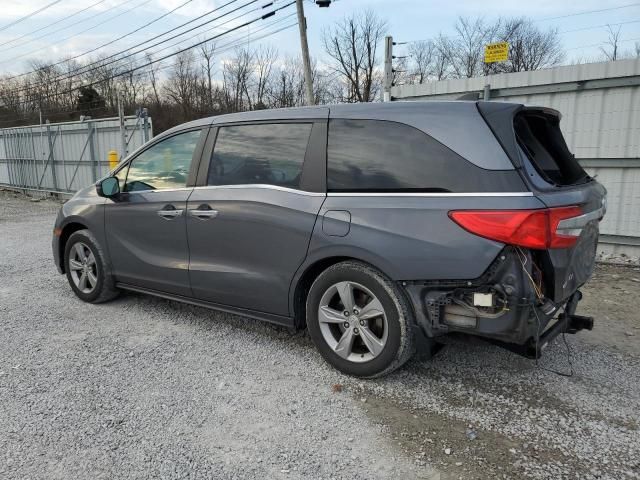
53,101,605,377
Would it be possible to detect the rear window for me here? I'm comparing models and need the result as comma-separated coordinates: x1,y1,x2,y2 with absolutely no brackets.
514,112,590,186
327,119,466,192
208,123,312,188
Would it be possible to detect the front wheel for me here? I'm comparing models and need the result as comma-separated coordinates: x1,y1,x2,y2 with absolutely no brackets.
306,261,415,378
64,229,119,303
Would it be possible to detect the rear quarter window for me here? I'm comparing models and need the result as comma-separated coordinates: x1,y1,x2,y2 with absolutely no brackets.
327,119,484,192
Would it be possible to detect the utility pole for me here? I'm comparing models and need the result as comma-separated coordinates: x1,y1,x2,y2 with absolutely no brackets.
383,36,393,102
117,91,127,160
295,0,315,106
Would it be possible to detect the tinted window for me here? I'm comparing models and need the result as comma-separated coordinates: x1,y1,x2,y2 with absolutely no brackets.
124,130,201,192
208,123,312,188
328,119,465,192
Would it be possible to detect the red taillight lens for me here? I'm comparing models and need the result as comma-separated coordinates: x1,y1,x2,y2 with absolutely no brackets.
448,206,583,250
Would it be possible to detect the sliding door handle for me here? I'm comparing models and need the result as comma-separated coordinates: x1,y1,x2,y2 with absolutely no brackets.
190,209,219,219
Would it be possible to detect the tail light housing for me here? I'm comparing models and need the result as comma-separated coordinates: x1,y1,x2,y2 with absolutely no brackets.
448,206,584,249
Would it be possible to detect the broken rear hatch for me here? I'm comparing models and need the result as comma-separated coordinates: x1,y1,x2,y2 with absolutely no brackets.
477,101,606,303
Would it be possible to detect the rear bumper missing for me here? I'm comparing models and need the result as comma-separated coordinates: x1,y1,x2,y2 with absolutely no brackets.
496,291,593,359
401,247,595,358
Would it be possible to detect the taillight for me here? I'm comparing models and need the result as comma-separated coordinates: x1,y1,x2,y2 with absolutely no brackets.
448,206,583,250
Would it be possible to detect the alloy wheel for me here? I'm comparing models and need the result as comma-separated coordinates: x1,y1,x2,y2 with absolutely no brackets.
68,242,98,294
317,281,388,363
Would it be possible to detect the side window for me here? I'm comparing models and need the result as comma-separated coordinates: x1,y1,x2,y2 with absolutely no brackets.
124,129,202,192
208,123,312,188
327,119,463,192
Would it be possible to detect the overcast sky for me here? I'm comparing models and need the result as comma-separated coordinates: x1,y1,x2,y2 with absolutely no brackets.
0,0,639,75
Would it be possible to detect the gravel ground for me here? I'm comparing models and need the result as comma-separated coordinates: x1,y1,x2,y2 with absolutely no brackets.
1,190,639,480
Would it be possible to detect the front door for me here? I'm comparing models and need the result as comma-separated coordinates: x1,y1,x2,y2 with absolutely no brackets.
105,128,205,296
187,122,327,316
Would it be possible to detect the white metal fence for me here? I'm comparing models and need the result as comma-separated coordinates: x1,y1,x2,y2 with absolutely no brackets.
0,115,152,194
391,58,640,257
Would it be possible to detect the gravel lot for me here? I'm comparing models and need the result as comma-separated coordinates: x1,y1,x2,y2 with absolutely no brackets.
1,190,639,480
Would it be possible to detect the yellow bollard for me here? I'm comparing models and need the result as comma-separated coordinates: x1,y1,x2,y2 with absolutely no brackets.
108,150,119,170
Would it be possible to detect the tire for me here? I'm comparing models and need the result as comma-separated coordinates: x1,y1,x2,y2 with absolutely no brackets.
306,261,415,378
64,229,119,304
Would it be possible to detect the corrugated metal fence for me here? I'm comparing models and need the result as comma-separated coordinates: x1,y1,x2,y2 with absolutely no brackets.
0,115,152,195
391,58,640,257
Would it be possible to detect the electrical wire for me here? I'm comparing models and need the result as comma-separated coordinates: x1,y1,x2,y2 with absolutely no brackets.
566,36,640,50
0,0,109,49
1,0,255,96
0,0,157,66
0,2,296,112
0,19,299,126
560,18,640,34
109,10,296,81
2,0,251,87
2,0,194,59
536,2,640,22
0,2,271,120
515,247,574,377
0,0,65,33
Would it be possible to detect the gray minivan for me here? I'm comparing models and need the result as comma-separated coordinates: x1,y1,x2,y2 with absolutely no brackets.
52,101,606,377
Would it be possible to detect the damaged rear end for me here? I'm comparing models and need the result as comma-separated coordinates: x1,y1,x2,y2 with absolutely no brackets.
407,102,606,358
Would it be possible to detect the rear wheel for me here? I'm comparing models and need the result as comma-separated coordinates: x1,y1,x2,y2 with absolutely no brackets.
64,229,119,303
306,261,415,378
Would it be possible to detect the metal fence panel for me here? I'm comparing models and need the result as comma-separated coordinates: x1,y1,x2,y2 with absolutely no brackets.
0,115,152,194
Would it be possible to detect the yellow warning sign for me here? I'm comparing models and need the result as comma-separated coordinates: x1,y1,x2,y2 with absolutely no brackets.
484,42,509,63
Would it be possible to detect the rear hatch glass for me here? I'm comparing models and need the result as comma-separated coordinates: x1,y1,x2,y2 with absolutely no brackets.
513,110,591,187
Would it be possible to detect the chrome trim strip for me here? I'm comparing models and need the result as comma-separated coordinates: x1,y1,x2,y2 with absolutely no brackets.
192,184,326,197
556,206,605,233
326,192,534,197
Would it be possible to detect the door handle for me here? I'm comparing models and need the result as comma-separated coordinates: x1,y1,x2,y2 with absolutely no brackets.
190,209,219,219
157,209,183,219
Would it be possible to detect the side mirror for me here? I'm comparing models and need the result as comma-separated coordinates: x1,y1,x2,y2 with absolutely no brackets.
97,176,120,197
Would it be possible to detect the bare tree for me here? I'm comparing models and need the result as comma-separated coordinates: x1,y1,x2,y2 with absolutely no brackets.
322,9,387,102
407,40,434,84
199,40,216,111
495,18,564,72
164,50,200,119
446,17,499,78
601,25,622,61
253,45,277,109
222,48,253,112
145,53,162,108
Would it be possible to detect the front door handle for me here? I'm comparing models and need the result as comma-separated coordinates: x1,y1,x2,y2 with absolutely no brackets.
157,208,183,219
190,209,219,219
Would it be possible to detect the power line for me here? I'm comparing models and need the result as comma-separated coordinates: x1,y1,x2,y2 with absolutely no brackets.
0,2,296,111
0,19,298,125
0,20,299,126
566,36,640,50
4,0,195,69
2,0,248,82
560,19,640,34
536,2,640,22
0,0,156,66
0,0,132,54
0,0,65,33
0,0,109,49
2,0,257,96
121,7,295,74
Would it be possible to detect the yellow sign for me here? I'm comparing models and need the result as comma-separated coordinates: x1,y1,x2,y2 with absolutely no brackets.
484,42,509,63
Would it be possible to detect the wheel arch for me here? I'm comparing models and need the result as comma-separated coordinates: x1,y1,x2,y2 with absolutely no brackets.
58,221,89,273
290,251,395,329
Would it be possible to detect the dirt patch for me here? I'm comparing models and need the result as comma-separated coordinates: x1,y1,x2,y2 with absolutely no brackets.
578,263,640,355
